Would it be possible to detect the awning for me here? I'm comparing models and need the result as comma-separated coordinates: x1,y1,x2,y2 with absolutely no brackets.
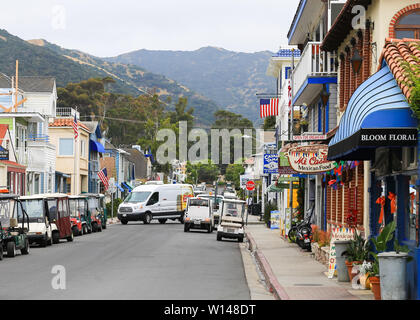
121,182,132,192
116,183,124,192
89,140,105,153
55,171,71,178
328,63,417,161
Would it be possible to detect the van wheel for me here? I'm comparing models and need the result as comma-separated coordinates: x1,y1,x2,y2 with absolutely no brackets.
121,220,128,225
7,241,16,257
184,224,189,232
158,219,167,224
144,213,152,224
52,232,60,244
21,238,30,255
217,233,222,241
238,237,244,243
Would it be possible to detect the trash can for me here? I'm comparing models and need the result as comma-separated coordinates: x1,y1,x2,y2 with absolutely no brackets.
378,252,409,300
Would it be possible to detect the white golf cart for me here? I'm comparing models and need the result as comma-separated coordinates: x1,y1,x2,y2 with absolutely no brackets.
216,199,247,242
184,197,214,233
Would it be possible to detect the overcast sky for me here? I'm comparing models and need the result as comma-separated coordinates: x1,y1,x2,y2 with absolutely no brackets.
0,0,300,57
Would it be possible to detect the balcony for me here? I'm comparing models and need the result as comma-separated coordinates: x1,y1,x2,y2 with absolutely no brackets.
56,107,79,118
27,134,49,143
292,42,337,105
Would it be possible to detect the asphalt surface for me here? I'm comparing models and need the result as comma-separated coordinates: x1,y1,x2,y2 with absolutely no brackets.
0,220,250,300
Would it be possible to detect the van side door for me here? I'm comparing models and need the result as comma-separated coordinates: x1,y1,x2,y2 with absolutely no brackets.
146,192,160,215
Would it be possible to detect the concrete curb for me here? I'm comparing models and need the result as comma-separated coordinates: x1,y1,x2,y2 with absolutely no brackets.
245,231,290,300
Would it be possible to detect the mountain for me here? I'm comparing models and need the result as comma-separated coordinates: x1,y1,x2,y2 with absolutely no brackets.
0,29,220,126
105,47,276,124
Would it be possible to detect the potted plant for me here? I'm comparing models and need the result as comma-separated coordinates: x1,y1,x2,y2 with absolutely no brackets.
343,232,369,281
367,221,397,300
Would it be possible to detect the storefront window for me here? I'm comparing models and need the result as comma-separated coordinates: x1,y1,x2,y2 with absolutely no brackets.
408,176,418,243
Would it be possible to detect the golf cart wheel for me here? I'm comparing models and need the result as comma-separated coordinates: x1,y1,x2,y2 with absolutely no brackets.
0,245,3,260
207,224,212,233
82,225,87,234
72,226,79,237
158,219,167,224
40,234,48,247
21,238,30,255
217,233,222,241
120,220,128,225
98,225,102,232
67,232,74,242
184,224,189,232
52,232,60,244
143,213,152,224
48,235,52,246
179,212,185,224
7,241,16,257
92,223,98,232
102,221,107,230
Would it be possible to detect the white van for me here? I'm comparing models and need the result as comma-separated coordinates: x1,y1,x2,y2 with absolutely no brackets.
118,184,194,224
184,197,214,233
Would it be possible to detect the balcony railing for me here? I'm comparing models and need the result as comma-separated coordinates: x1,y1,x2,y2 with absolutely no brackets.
292,42,337,98
27,134,49,143
56,107,79,118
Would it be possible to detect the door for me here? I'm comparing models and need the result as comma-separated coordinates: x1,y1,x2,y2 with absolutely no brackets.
57,198,71,238
146,192,160,216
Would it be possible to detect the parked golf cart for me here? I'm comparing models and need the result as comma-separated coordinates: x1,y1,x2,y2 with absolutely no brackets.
69,195,91,234
216,199,247,242
44,193,74,244
0,192,30,258
184,197,214,233
98,194,107,230
20,195,53,247
80,193,103,232
197,194,224,226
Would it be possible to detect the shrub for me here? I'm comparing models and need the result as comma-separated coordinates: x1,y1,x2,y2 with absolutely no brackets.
106,198,123,218
263,201,278,227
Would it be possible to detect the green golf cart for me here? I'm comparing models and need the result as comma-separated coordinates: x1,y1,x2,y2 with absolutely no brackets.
0,193,30,258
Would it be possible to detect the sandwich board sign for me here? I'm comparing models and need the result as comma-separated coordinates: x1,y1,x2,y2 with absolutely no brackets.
327,227,355,278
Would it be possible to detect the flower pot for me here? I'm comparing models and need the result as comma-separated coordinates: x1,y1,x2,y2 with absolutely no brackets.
369,276,381,300
359,273,371,289
378,252,409,300
345,260,361,281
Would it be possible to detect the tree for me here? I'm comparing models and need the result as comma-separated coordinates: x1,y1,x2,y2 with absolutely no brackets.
186,161,220,184
224,163,245,189
263,116,276,130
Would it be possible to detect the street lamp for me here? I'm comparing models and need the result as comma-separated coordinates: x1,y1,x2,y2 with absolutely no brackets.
320,84,330,134
351,48,363,74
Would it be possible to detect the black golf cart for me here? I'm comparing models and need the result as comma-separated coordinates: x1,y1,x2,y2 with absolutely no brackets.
0,193,30,258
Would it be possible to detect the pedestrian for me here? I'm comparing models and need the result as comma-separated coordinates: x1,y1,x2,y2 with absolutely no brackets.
247,196,253,215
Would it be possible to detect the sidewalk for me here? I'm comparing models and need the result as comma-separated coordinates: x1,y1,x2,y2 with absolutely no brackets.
244,220,374,300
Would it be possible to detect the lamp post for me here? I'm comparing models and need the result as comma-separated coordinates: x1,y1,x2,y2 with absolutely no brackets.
320,84,330,134
351,48,363,74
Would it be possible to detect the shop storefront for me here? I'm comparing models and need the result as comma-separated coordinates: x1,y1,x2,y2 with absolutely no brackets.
327,40,420,299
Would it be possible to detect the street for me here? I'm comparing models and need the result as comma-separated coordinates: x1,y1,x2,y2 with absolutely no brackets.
0,221,250,300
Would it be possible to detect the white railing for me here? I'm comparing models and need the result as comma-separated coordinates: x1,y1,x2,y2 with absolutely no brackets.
56,107,79,118
292,42,337,98
16,147,29,166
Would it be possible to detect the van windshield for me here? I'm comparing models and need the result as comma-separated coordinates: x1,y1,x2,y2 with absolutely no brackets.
124,192,151,203
21,199,44,218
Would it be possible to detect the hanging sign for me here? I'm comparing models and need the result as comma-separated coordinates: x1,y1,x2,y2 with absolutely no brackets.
278,152,298,175
287,144,335,173
0,146,9,160
263,154,278,174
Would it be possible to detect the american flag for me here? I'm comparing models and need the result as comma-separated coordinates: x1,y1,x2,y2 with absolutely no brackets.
72,113,79,140
260,98,279,118
98,167,109,190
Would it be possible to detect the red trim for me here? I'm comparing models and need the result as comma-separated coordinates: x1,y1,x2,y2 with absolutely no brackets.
389,4,420,38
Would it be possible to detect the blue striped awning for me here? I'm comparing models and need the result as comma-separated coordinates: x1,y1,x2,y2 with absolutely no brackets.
115,183,124,192
327,62,417,160
121,182,132,192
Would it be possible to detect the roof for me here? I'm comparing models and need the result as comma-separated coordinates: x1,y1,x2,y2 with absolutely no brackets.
0,160,26,169
378,38,420,101
81,121,99,132
122,148,148,179
0,74,55,93
321,0,372,52
49,118,91,132
105,141,116,150
20,193,69,200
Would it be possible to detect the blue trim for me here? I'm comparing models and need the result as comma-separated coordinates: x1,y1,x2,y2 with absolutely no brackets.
292,76,337,105
318,102,322,133
122,182,132,192
116,183,124,192
326,84,329,133
288,0,308,44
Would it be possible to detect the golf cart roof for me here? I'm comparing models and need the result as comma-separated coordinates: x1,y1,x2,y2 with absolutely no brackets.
222,199,245,204
0,193,19,199
68,195,89,199
198,194,223,198
20,193,69,200
78,193,101,198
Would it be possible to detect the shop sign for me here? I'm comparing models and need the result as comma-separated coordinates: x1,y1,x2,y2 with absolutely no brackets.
327,227,355,278
292,134,327,141
0,146,9,160
287,145,335,173
278,152,297,175
270,210,280,229
277,176,299,183
263,154,278,174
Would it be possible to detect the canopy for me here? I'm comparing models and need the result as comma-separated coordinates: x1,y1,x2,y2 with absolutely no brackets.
89,140,105,153
328,63,417,161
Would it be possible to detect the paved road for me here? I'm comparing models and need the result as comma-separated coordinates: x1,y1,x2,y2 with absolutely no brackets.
0,220,250,300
